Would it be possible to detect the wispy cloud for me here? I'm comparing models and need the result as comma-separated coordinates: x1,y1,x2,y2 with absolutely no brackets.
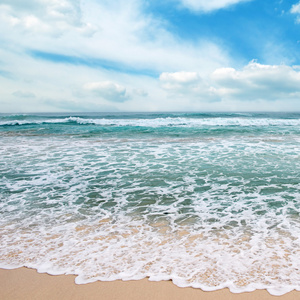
29,50,159,77
83,81,129,102
0,0,230,73
160,71,219,102
1,0,300,112
12,90,36,98
0,69,13,79
291,1,300,23
175,0,251,13
0,0,94,36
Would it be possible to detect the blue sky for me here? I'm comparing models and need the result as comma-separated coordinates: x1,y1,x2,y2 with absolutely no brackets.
1,0,300,112
150,0,300,64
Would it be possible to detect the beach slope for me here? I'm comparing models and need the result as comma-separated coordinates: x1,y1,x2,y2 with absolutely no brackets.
1,268,299,300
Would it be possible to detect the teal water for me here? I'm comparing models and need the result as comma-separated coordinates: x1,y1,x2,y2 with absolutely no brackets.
1,112,300,295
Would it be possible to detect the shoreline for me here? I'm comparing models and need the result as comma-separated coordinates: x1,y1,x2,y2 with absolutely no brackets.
1,268,300,300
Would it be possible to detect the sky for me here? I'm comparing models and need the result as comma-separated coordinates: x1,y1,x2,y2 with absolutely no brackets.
1,0,300,112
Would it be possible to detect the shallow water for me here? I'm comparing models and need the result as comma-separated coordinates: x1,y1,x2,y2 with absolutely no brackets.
1,112,300,295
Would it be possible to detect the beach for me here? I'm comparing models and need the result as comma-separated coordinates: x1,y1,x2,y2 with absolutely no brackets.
2,0,300,297
1,267,300,300
1,113,300,296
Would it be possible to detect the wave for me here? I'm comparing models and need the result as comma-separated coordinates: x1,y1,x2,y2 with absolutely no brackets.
1,113,300,295
2,116,300,127
0,118,71,126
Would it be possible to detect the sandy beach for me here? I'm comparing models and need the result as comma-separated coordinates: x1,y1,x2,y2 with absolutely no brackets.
0,268,299,300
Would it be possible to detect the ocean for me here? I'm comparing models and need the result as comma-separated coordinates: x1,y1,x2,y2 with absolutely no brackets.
1,112,300,295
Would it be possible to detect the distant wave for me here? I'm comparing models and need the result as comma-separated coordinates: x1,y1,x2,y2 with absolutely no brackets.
2,116,300,127
0,118,71,126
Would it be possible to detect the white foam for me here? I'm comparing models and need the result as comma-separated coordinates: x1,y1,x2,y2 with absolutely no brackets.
1,215,300,296
1,116,300,127
1,130,300,295
65,116,300,127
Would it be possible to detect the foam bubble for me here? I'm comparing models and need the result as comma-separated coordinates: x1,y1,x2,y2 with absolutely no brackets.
1,115,300,295
1,216,300,296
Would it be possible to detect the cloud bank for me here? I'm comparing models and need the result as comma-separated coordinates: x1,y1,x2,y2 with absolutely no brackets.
212,62,300,101
160,62,300,104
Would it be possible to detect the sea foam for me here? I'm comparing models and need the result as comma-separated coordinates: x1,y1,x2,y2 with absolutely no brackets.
1,112,300,295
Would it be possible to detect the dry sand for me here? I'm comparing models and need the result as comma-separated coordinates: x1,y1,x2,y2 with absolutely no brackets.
1,268,300,300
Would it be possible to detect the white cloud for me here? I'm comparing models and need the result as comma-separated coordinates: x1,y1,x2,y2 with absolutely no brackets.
159,62,300,106
291,2,300,14
160,71,199,89
0,0,232,113
160,71,199,84
0,0,96,36
212,62,300,101
176,0,250,13
160,71,219,102
12,90,36,98
132,88,148,97
0,0,229,74
291,2,300,23
2,0,300,112
83,81,129,102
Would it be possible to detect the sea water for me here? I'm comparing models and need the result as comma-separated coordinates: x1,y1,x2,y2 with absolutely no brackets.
1,112,300,295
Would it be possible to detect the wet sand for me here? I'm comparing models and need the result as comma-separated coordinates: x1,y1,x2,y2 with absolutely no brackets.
1,267,300,300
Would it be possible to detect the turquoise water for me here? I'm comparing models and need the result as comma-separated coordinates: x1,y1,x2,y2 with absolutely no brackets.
1,112,300,295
